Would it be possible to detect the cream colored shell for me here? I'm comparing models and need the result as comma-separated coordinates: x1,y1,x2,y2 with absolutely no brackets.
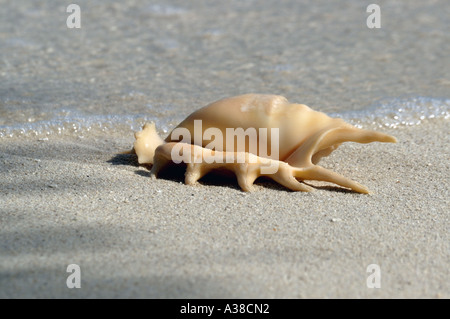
130,94,396,193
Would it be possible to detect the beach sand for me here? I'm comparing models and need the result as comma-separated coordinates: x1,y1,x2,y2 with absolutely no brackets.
0,0,449,298
0,120,448,298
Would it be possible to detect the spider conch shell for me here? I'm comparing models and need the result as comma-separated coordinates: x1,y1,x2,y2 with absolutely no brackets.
130,94,396,193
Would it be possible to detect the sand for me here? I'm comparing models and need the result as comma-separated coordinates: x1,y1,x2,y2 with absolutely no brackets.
0,120,448,298
0,0,449,298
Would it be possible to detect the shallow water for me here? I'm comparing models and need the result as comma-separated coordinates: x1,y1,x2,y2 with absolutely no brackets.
1,0,449,138
0,95,448,139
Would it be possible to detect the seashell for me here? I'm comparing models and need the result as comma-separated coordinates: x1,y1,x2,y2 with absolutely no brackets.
130,94,396,193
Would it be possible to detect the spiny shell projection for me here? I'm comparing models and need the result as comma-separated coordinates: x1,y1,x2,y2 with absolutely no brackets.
129,94,396,193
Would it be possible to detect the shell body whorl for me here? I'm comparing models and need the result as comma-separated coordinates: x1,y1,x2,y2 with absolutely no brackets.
166,94,353,163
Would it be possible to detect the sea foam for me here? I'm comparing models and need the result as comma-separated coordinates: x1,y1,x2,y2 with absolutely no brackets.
1,96,448,139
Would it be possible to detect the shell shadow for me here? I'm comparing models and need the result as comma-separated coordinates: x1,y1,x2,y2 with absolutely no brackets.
107,153,139,167
107,153,358,194
153,163,243,191
303,182,356,194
